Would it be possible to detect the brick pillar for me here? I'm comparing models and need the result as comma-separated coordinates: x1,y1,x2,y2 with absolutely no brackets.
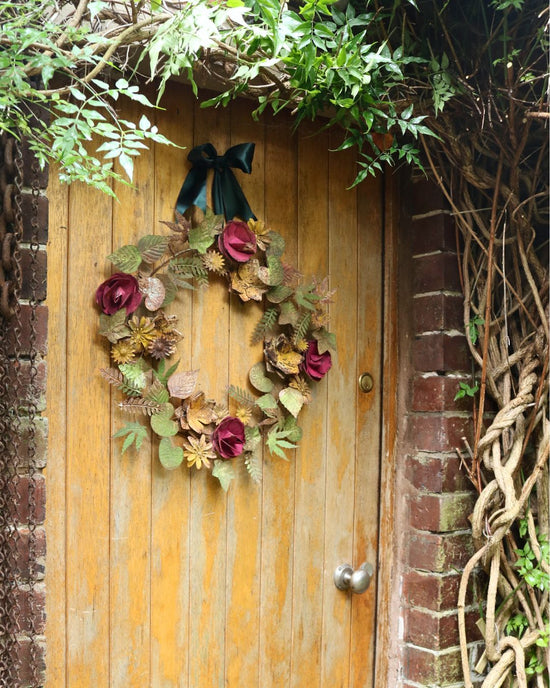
396,177,483,687
3,139,48,686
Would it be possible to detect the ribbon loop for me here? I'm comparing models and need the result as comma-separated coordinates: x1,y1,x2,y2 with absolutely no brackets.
176,142,256,221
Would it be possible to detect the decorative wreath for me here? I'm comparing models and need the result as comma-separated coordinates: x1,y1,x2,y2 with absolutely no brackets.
96,142,336,490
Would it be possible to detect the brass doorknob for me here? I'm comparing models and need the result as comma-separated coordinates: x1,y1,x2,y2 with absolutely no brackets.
333,562,373,594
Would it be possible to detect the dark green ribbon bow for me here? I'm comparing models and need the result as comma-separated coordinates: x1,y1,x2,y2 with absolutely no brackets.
175,142,257,221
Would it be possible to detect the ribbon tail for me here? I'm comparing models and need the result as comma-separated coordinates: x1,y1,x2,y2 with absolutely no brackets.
213,168,257,222
175,166,208,216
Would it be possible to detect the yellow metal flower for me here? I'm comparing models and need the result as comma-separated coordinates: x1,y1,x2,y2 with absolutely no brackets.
202,250,226,274
128,315,156,350
248,219,271,251
289,375,312,403
235,405,253,424
111,339,136,364
183,434,216,470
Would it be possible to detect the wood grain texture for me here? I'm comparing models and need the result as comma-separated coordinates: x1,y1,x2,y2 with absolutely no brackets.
65,164,112,686
46,83,386,687
150,82,193,688
110,95,154,687
44,165,68,686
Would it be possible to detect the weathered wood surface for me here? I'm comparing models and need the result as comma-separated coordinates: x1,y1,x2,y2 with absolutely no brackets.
46,81,383,687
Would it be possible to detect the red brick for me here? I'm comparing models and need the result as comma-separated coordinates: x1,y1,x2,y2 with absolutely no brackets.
413,293,464,333
406,607,483,650
5,304,48,356
21,192,48,244
407,415,473,452
14,584,46,634
9,636,46,687
413,252,461,294
412,375,473,412
407,531,474,572
412,212,456,255
406,178,447,216
413,333,470,372
12,527,46,581
409,492,475,532
6,359,47,412
19,248,47,301
9,474,46,525
5,417,48,469
405,453,473,492
403,571,460,611
404,645,462,685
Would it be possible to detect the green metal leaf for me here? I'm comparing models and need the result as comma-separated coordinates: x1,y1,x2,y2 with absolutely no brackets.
107,244,142,272
158,437,184,469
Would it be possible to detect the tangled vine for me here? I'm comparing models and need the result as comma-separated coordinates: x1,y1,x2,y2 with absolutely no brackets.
408,2,549,685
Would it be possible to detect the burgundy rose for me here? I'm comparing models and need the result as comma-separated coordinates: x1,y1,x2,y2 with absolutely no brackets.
218,221,257,262
96,272,142,315
212,416,246,459
301,340,332,380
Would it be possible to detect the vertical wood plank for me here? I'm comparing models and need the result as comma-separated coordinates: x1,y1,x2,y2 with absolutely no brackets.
350,173,384,687
65,171,113,687
224,98,264,687
259,113,298,688
109,95,154,687
187,99,230,688
45,165,69,687
150,82,194,688
290,125,330,688
321,135,359,687
374,172,400,688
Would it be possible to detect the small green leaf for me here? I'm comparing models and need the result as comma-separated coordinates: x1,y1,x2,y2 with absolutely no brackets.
188,226,215,254
137,235,169,263
158,437,184,469
150,403,178,437
98,310,130,343
244,451,262,484
266,231,285,257
119,360,149,390
313,328,337,353
266,285,293,303
266,427,297,460
249,362,274,393
244,425,261,452
113,421,148,454
212,459,236,491
107,244,142,272
279,387,304,418
255,393,278,412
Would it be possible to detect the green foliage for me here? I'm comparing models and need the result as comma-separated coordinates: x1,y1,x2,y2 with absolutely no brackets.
514,524,550,591
250,308,278,345
113,421,148,454
454,380,480,400
468,315,485,346
158,437,184,469
244,451,262,484
266,427,297,460
212,459,236,491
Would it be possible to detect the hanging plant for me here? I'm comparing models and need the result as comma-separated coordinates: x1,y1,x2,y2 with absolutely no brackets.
96,207,336,491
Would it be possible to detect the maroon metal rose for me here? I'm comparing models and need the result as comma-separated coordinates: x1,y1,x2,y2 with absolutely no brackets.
301,340,332,380
218,220,257,262
96,272,142,315
212,416,246,459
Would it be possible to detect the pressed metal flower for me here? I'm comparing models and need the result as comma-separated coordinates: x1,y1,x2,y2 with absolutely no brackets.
128,315,156,350
183,434,216,470
202,250,226,274
248,219,271,251
148,336,176,360
111,339,136,364
235,405,253,425
289,375,312,403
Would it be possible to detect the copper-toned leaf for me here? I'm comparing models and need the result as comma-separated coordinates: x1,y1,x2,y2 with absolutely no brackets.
141,276,166,311
167,369,199,399
230,259,268,302
185,392,216,433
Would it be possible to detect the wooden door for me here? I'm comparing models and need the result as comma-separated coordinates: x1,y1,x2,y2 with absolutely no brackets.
46,82,384,687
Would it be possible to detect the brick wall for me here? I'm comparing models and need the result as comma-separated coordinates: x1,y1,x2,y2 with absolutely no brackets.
2,138,48,686
395,177,483,687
